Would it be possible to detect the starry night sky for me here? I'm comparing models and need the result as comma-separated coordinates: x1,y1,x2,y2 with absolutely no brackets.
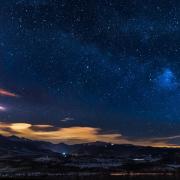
0,0,180,146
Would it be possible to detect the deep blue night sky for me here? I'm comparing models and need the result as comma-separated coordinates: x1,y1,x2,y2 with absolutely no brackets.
0,0,180,146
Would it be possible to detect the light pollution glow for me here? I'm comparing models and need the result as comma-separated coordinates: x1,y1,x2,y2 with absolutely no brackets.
0,122,179,148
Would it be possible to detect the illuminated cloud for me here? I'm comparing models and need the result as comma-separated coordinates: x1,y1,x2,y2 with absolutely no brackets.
0,88,19,97
0,121,179,147
33,124,54,128
0,122,122,144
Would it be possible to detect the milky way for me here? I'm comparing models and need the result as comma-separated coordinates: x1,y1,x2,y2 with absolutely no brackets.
0,0,180,146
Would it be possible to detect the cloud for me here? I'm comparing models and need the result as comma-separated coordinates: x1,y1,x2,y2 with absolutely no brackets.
61,117,74,122
0,121,180,147
0,89,19,97
0,122,122,144
33,124,54,128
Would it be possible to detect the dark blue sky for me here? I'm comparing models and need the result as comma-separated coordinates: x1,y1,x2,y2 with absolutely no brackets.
0,0,180,146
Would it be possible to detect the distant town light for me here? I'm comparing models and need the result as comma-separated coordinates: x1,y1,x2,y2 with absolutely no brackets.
62,152,66,157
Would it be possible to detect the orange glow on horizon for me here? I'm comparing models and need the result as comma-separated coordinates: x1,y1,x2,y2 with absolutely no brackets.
0,121,179,148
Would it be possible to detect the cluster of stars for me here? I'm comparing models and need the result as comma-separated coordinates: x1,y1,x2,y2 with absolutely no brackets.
0,0,179,145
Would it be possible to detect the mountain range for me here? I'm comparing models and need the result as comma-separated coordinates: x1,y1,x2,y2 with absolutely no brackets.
0,135,179,158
